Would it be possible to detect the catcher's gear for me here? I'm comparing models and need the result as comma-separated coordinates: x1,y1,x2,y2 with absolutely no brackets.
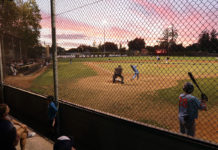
114,65,122,75
201,93,208,101
183,82,194,94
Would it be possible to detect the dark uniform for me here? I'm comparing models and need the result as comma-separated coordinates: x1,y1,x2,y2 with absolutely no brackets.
113,65,124,84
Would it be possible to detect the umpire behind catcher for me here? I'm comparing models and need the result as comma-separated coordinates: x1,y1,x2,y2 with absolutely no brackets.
113,65,124,84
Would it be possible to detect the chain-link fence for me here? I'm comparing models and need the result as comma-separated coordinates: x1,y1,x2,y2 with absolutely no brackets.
1,0,218,144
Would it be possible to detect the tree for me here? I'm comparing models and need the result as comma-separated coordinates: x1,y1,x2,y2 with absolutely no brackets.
17,0,42,55
76,45,98,54
210,29,218,53
0,0,42,58
57,46,66,55
169,43,185,55
198,30,210,51
168,25,178,45
100,42,118,52
0,0,19,34
77,45,86,53
185,43,200,54
128,38,145,51
67,48,77,53
146,46,155,54
119,47,126,55
28,45,45,58
159,25,178,51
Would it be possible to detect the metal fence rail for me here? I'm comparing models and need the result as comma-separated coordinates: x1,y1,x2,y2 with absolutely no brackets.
0,0,217,144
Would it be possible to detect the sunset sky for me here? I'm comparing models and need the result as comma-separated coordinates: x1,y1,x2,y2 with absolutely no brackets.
36,0,218,50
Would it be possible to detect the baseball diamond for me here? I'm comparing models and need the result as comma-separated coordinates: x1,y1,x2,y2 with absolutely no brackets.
4,56,218,144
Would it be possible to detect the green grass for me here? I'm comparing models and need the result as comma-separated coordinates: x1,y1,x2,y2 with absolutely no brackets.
29,62,97,94
98,62,218,75
140,78,218,107
30,60,217,105
29,60,217,107
59,56,218,63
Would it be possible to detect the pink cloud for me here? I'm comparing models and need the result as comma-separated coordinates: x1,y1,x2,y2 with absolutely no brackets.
131,0,176,23
58,42,81,49
109,27,137,37
40,12,51,28
40,11,139,45
40,11,93,31
130,0,218,45
40,2,217,48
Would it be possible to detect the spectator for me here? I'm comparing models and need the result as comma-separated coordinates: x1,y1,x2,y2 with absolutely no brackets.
0,104,18,150
54,136,76,150
0,104,35,150
10,62,17,76
47,95,58,139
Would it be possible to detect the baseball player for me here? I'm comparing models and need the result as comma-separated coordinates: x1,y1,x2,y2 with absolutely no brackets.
165,56,169,63
113,65,124,84
178,82,208,136
130,65,139,80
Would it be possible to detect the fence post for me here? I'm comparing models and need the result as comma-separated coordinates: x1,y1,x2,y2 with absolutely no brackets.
0,35,4,103
50,0,59,136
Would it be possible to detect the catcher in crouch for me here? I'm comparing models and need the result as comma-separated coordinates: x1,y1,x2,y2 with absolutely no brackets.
113,65,124,84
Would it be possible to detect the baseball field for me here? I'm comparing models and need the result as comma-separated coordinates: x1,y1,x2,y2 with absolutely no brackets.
5,56,218,143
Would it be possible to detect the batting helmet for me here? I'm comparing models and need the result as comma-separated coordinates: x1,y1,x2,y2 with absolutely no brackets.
183,82,194,94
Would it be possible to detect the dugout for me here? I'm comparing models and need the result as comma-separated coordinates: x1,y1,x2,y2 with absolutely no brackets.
2,85,217,150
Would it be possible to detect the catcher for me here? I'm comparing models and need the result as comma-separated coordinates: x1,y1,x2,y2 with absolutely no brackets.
113,65,124,84
178,82,208,137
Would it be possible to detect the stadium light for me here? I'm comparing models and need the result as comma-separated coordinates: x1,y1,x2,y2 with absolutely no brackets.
102,20,107,54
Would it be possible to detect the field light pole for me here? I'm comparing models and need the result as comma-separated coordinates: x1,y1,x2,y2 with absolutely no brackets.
102,20,107,55
50,0,58,103
0,2,4,103
104,27,105,53
0,35,4,103
50,0,59,135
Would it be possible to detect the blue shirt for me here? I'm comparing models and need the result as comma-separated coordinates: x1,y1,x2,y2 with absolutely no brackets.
48,101,58,120
179,93,205,120
131,65,139,73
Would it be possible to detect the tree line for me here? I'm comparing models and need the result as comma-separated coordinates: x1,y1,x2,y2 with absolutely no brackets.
65,26,218,56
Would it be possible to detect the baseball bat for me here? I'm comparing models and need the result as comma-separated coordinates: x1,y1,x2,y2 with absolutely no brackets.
188,72,203,94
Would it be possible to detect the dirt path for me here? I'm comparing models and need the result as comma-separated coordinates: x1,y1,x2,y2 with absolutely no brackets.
4,67,47,89
65,62,178,126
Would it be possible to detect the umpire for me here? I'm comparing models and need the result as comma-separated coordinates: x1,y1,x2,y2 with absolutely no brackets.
113,65,124,84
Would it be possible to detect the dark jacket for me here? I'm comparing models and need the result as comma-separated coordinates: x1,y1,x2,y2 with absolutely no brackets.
48,101,58,121
0,119,17,150
114,66,122,75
